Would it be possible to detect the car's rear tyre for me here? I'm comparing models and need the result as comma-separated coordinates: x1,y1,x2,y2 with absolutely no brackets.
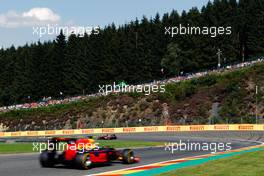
122,149,134,164
75,153,92,170
39,150,55,167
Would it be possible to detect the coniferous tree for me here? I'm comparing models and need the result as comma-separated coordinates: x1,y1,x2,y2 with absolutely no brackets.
0,0,263,105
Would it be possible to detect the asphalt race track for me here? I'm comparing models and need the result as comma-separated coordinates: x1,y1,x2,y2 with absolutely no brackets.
0,131,263,176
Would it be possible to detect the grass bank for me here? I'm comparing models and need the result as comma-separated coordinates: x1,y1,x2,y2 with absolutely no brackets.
159,148,264,176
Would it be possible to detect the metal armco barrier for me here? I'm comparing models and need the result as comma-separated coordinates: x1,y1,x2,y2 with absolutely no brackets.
0,124,263,138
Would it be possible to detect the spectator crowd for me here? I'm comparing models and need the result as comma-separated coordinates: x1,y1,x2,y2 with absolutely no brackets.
0,57,263,113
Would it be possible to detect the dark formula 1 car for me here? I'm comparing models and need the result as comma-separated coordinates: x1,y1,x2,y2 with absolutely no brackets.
39,137,139,170
97,134,117,140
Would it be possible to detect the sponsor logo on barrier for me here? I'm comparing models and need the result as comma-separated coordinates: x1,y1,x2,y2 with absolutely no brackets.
62,130,75,135
102,128,115,133
123,127,136,133
166,126,181,131
11,132,21,136
45,130,56,135
214,125,229,130
238,125,254,130
81,129,94,134
144,126,158,132
190,126,205,131
0,132,4,137
27,131,39,136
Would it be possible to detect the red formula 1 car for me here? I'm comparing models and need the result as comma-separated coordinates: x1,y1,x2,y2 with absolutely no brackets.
97,134,117,140
39,137,139,170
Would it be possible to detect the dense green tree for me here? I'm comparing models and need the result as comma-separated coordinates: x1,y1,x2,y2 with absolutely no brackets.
0,0,263,105
161,43,183,75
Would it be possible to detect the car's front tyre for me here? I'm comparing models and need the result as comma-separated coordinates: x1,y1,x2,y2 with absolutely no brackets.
122,149,135,164
75,153,92,170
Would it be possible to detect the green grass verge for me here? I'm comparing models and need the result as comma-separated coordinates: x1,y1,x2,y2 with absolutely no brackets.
159,148,264,176
0,143,33,154
0,140,162,154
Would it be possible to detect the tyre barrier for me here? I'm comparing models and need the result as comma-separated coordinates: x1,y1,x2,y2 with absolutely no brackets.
0,124,263,138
